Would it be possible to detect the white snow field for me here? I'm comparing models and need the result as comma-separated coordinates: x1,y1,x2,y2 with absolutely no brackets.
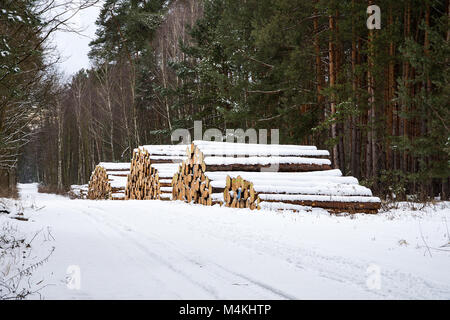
1,183,450,300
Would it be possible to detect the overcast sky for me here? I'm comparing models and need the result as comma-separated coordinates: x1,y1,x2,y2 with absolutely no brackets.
50,1,104,77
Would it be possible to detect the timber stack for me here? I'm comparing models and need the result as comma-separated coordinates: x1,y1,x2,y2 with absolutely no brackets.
69,184,89,199
125,145,187,200
223,175,260,209
172,141,381,213
220,170,380,214
172,140,332,208
88,162,130,200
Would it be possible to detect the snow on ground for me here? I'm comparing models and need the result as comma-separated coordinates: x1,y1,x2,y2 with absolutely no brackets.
1,183,449,300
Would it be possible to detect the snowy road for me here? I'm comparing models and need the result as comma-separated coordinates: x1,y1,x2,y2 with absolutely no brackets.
4,184,450,299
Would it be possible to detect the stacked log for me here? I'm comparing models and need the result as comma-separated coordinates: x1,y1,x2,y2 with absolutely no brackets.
171,167,219,206
222,176,260,209
69,184,88,199
189,140,332,172
171,143,221,205
125,145,187,200
125,149,155,200
219,170,381,214
88,163,130,200
172,141,380,213
172,141,332,207
152,163,181,200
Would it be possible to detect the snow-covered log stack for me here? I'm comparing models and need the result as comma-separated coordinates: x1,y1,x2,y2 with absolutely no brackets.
223,175,260,209
125,149,154,200
69,184,89,199
171,144,222,205
172,141,332,206
152,163,182,200
88,163,130,200
172,141,380,213
125,145,187,200
172,164,221,206
220,170,381,214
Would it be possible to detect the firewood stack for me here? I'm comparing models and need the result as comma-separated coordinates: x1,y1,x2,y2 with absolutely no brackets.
125,145,187,200
88,163,130,200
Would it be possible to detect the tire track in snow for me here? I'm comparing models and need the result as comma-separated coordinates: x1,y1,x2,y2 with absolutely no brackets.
100,201,450,300
72,206,180,298
36,200,185,299
81,205,297,299
79,207,221,299
230,237,450,299
158,204,450,299
44,196,450,299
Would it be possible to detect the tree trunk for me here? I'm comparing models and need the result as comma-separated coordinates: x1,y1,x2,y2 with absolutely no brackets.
334,7,345,171
386,4,395,171
351,0,360,178
328,3,338,168
401,1,411,173
366,0,377,181
313,2,324,114
57,100,63,191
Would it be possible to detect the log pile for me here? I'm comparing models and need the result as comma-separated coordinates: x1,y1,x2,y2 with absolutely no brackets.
172,141,380,213
88,162,130,200
125,149,155,200
222,176,260,209
69,184,88,199
171,168,218,206
219,170,381,214
172,141,332,207
171,143,221,205
85,141,381,213
125,145,187,200
152,163,182,200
